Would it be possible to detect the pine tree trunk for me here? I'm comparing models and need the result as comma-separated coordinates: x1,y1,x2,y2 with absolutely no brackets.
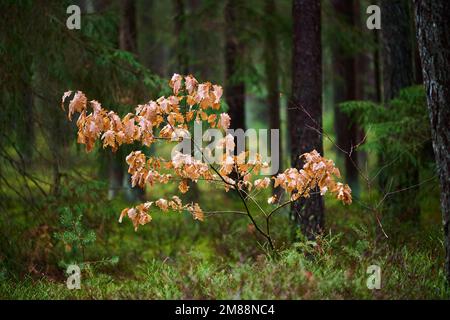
380,0,419,222
353,0,368,177
331,0,359,194
173,0,189,75
92,0,125,199
137,0,167,76
225,0,246,134
380,0,414,101
413,0,450,284
112,0,145,201
373,29,382,103
119,0,137,54
264,0,282,194
290,0,324,240
173,0,199,202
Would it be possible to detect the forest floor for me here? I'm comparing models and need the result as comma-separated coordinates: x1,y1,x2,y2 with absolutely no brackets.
1,114,448,300
1,180,449,300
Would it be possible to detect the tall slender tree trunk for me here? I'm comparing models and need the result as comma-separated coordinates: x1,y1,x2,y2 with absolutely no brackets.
137,0,167,76
264,0,282,194
331,0,359,194
352,1,366,102
94,0,123,199
373,28,382,103
173,0,199,201
353,0,368,174
173,0,189,75
380,0,414,101
413,0,450,284
290,0,324,240
225,0,246,134
110,0,145,201
370,0,382,103
380,0,419,222
119,0,137,54
17,68,34,163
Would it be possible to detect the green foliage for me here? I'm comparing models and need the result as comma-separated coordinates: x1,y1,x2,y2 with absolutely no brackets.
340,85,437,219
0,173,446,299
1,224,448,299
340,85,431,164
54,206,96,266
0,0,163,277
49,179,123,272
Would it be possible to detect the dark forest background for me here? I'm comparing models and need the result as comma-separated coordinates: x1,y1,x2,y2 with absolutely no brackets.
0,0,449,299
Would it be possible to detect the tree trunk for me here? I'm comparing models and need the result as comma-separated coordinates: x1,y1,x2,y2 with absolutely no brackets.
92,0,111,13
290,0,324,240
414,44,423,85
373,28,382,103
137,0,167,76
331,0,359,194
413,0,450,284
380,0,419,222
370,0,382,103
173,0,189,75
112,0,145,201
352,0,366,102
353,0,368,177
119,0,137,54
264,0,282,193
380,0,414,101
225,0,246,134
173,0,199,202
17,69,34,163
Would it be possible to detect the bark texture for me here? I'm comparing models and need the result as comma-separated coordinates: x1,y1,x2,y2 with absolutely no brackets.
290,0,324,240
413,0,450,283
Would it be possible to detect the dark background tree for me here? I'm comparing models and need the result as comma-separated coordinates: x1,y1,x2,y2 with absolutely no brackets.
224,0,246,134
331,0,360,194
380,0,414,102
264,0,282,190
290,0,324,240
119,0,138,54
109,0,146,201
173,0,189,75
380,0,419,222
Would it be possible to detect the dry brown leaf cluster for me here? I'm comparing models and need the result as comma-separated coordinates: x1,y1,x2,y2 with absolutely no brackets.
62,74,351,231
